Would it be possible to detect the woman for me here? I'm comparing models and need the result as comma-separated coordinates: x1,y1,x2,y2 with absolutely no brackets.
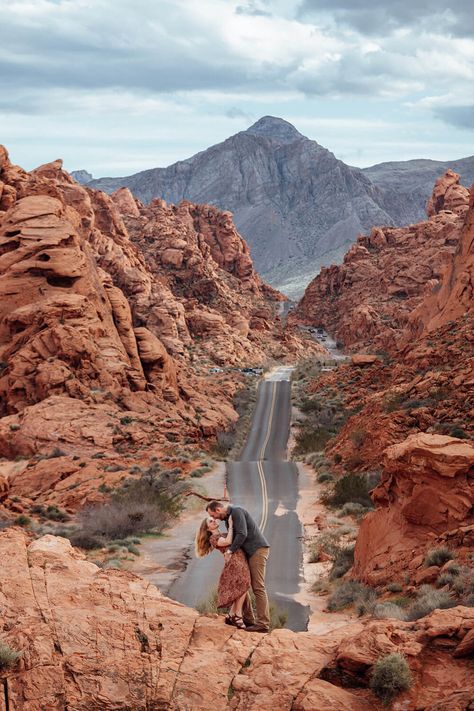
195,515,251,629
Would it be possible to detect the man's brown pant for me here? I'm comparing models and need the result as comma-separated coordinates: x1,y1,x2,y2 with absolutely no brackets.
242,547,270,628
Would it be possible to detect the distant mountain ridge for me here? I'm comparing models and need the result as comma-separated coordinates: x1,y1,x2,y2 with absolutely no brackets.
83,117,474,297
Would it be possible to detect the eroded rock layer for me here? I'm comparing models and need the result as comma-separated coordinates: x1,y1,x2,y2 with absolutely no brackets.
293,170,470,353
0,146,317,515
0,529,473,710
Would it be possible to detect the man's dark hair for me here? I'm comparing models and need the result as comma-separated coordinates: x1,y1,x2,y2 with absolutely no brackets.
206,500,223,512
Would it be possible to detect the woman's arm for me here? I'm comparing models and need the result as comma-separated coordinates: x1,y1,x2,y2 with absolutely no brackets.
216,515,233,547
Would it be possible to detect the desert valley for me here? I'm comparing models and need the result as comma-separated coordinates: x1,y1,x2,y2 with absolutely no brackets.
3,2,474,710
0,119,472,710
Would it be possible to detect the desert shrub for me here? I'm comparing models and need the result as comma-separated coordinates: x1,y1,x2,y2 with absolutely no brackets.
372,602,407,620
294,426,333,454
333,453,342,464
387,582,403,593
44,505,69,522
454,568,474,600
337,502,368,518
269,601,288,630
196,586,220,614
308,542,321,563
190,465,211,478
424,547,454,567
104,558,121,569
370,653,412,704
355,588,378,616
76,463,188,541
324,473,374,508
447,426,469,439
317,472,333,483
120,416,133,425
329,545,355,580
437,572,457,588
68,531,105,550
0,641,22,670
14,515,31,527
445,562,460,576
327,580,374,611
311,577,330,594
300,398,321,413
390,596,411,608
405,586,455,621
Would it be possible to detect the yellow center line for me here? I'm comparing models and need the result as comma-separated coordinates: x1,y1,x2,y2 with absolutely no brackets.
257,381,277,532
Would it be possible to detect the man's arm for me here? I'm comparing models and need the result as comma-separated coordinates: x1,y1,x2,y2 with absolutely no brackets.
229,508,247,553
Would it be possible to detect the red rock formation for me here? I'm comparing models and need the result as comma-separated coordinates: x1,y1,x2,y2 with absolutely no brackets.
0,145,317,513
353,433,474,585
292,170,470,353
0,528,472,710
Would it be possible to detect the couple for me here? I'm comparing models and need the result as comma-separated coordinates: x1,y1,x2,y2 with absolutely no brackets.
195,500,270,632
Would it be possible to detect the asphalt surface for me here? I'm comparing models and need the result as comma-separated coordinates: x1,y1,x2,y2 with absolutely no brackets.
168,366,310,632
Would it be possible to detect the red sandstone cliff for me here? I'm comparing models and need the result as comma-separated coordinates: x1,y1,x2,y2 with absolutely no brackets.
0,146,317,516
0,527,472,710
293,170,470,353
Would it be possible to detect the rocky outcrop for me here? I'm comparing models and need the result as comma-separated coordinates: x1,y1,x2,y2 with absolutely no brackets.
353,433,474,585
82,117,467,299
0,145,315,513
0,528,473,710
293,171,470,353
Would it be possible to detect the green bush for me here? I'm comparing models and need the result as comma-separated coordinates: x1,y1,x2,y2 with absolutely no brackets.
424,547,454,567
329,545,355,580
324,473,374,508
370,653,412,704
317,472,333,483
0,641,22,670
14,515,31,527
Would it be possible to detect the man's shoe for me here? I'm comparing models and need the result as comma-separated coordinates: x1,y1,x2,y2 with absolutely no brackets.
245,624,269,633
243,618,255,627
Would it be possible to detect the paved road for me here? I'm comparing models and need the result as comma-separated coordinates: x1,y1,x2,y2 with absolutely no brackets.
168,366,310,631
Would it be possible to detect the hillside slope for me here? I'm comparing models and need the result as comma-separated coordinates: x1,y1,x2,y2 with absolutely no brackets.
86,117,474,297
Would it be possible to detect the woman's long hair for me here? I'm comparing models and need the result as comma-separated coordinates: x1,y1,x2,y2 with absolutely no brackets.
195,518,213,558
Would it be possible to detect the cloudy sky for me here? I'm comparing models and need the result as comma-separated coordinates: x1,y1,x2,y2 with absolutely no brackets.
0,0,473,176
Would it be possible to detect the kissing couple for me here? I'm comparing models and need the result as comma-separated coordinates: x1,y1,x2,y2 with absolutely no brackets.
195,500,270,632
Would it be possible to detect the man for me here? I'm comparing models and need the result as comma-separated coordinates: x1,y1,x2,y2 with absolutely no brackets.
206,500,270,632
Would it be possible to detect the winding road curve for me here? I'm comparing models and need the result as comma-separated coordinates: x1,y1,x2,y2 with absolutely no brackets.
168,366,310,631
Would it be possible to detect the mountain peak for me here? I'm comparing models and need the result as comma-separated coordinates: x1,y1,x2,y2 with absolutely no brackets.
245,116,304,143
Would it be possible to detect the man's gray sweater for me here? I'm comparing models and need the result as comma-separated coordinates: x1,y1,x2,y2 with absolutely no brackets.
227,505,270,557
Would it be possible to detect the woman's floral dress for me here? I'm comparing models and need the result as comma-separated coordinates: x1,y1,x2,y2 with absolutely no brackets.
210,533,251,608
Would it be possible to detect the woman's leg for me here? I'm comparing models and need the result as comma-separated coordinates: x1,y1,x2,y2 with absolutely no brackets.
233,591,247,618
